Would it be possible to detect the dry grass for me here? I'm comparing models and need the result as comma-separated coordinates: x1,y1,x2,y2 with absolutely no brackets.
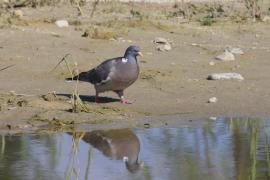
52,54,90,113
82,26,118,40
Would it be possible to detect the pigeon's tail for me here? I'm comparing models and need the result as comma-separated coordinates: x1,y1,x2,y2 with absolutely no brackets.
65,69,96,84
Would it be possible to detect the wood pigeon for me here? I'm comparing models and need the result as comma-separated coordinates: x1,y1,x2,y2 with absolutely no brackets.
74,45,143,104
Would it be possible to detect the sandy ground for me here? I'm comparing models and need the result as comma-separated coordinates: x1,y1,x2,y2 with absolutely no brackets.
0,3,270,132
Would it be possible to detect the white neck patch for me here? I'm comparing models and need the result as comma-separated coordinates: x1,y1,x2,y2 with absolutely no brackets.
122,58,128,63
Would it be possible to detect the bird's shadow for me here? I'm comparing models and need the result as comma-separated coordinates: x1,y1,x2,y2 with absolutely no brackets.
57,93,120,103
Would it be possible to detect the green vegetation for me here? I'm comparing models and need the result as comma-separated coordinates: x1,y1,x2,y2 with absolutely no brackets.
200,15,215,26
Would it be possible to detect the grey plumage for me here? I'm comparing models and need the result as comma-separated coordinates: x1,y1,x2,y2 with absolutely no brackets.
74,45,142,103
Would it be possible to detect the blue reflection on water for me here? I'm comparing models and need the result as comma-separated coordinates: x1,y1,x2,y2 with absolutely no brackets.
1,118,270,180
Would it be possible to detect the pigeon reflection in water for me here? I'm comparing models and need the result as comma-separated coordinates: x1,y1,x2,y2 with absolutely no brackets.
82,129,143,173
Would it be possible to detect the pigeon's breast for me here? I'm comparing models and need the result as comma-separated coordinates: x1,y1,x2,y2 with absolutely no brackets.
111,61,139,83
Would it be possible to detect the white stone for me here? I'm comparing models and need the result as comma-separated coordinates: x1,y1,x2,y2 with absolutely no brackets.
215,51,235,61
262,16,270,22
13,10,23,18
191,43,199,46
209,61,215,66
208,97,217,103
55,20,69,28
153,37,172,51
153,37,169,44
207,73,244,81
226,48,244,55
156,44,172,51
163,44,172,51
209,117,217,120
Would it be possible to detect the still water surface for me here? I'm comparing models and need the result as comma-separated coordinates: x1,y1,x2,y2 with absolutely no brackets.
1,118,270,180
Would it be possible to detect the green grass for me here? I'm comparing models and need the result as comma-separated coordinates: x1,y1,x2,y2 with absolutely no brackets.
200,15,215,26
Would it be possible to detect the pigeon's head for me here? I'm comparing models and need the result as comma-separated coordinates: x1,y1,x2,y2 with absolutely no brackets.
124,45,143,58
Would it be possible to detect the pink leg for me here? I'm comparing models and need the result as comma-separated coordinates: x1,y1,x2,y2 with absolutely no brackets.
95,92,100,103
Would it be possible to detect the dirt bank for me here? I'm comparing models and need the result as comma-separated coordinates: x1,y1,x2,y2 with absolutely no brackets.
0,2,270,131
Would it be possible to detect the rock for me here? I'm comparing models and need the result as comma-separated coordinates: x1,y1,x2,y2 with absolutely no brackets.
208,97,217,103
82,30,90,37
209,117,217,120
144,123,150,128
13,10,23,18
215,51,235,61
262,16,270,22
191,43,199,46
156,43,172,51
226,48,244,55
153,37,172,51
207,73,244,81
153,37,169,44
209,61,215,66
42,92,58,102
55,20,69,28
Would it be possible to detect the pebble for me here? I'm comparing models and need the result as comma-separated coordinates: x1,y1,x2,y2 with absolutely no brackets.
191,43,199,46
153,37,169,44
13,10,23,18
153,37,172,52
208,97,217,103
209,117,217,120
156,44,172,51
207,73,244,81
55,20,69,28
209,61,215,66
226,48,244,55
144,123,150,128
262,16,270,22
215,51,235,61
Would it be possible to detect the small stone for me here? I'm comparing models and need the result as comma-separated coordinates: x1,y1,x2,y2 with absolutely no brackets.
207,73,244,81
262,16,270,22
109,38,116,41
153,37,172,51
82,30,90,37
55,20,69,28
163,44,172,51
208,97,217,103
156,44,172,51
8,107,17,110
153,37,169,44
215,51,235,61
209,117,217,120
226,48,244,55
191,43,199,46
255,34,260,38
13,10,23,18
144,123,150,128
209,61,215,66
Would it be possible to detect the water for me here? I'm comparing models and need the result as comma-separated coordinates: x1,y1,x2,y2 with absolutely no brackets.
1,118,270,180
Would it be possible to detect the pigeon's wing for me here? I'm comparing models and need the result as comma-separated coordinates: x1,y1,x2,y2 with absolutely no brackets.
79,57,121,84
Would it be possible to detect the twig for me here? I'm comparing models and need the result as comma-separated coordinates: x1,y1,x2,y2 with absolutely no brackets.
0,64,15,72
74,0,83,16
50,53,72,73
90,0,99,17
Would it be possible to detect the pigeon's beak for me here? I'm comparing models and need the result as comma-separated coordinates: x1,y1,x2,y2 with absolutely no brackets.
138,52,143,57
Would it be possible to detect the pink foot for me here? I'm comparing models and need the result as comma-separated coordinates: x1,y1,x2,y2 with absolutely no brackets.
121,98,134,104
